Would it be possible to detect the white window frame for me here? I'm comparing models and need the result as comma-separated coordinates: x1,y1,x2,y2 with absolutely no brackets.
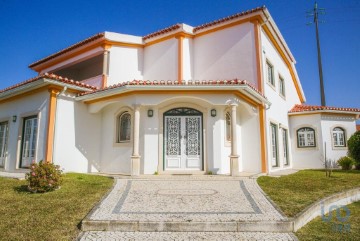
332,127,346,147
279,75,286,98
297,127,316,148
266,60,275,87
0,121,9,168
282,128,289,165
270,123,279,167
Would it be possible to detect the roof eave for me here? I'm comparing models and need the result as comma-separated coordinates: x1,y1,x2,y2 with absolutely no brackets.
288,110,360,117
76,85,270,106
0,78,93,101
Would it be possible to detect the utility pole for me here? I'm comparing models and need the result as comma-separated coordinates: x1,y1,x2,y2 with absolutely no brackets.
307,2,326,106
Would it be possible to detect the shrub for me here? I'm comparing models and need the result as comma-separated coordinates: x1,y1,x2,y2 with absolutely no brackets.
337,156,354,170
348,131,360,169
26,160,63,193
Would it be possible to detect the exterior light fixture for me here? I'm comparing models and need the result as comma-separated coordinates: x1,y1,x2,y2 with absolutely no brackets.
147,109,154,117
210,109,216,117
12,115,17,122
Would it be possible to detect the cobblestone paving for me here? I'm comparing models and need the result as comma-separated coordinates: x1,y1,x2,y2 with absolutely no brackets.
79,231,297,241
89,178,285,222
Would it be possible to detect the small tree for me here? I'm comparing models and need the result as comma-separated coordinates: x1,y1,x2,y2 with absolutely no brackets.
348,131,360,170
323,157,336,177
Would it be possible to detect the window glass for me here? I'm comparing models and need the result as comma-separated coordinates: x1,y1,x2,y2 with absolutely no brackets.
297,127,316,147
333,127,346,147
266,61,275,86
118,112,131,142
225,111,231,142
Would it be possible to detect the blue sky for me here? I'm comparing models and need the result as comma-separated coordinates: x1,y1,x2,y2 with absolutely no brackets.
0,0,359,109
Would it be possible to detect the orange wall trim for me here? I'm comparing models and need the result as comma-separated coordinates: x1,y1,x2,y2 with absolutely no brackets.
259,104,268,173
45,88,59,163
252,20,263,94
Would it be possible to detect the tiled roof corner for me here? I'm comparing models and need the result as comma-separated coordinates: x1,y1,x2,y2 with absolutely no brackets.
143,24,182,40
0,73,98,95
29,32,105,68
78,79,266,99
289,104,360,113
194,6,266,32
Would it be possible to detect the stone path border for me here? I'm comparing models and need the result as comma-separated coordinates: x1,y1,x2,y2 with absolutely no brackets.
292,187,360,231
79,231,299,241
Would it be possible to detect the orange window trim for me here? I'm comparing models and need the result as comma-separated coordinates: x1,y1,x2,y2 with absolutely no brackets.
45,88,59,163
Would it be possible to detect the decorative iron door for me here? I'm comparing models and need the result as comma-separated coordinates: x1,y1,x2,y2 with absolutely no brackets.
164,108,203,171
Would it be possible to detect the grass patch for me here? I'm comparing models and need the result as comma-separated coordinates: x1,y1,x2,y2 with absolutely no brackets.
257,170,360,217
0,173,113,241
296,201,360,241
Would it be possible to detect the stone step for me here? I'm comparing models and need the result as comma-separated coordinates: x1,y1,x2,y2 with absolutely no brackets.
81,220,293,232
78,231,298,241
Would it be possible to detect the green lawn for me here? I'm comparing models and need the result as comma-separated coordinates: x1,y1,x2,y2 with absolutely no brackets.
257,170,360,217
296,201,360,241
0,173,113,241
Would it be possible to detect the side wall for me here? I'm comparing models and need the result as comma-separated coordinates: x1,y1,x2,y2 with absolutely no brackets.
143,39,178,80
0,91,49,171
107,46,144,85
53,94,102,173
193,23,257,86
261,28,302,172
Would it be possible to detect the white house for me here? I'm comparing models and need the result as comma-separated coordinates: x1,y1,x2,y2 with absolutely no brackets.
0,6,359,176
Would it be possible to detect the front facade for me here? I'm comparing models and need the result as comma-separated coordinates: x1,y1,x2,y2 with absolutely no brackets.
0,7,359,175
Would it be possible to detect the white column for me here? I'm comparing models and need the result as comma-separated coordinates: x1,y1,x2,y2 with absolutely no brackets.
102,50,109,88
230,103,239,176
131,105,141,176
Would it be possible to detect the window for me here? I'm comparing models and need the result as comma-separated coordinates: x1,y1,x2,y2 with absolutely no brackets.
0,121,9,167
225,111,231,142
20,116,38,168
282,128,289,165
333,127,346,147
270,123,278,167
117,112,131,142
297,127,316,148
279,76,285,97
266,61,275,87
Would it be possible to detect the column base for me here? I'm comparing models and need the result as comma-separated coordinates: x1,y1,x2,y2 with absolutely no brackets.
131,155,141,176
230,155,239,176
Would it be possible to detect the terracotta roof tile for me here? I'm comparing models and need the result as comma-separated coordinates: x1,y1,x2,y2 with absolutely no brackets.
29,33,105,68
0,73,97,94
289,104,360,113
79,79,265,99
143,24,182,40
194,6,265,32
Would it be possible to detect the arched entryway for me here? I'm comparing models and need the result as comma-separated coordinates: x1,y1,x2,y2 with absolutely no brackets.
163,108,203,171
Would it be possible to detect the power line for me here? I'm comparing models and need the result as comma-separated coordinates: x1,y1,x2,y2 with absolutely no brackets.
307,1,326,106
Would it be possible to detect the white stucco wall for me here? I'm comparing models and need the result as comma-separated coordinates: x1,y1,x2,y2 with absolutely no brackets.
290,113,358,169
143,38,178,80
290,114,323,169
182,37,193,80
193,23,257,85
261,28,302,172
107,46,144,85
320,115,357,162
53,94,102,173
89,93,260,175
0,91,49,171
